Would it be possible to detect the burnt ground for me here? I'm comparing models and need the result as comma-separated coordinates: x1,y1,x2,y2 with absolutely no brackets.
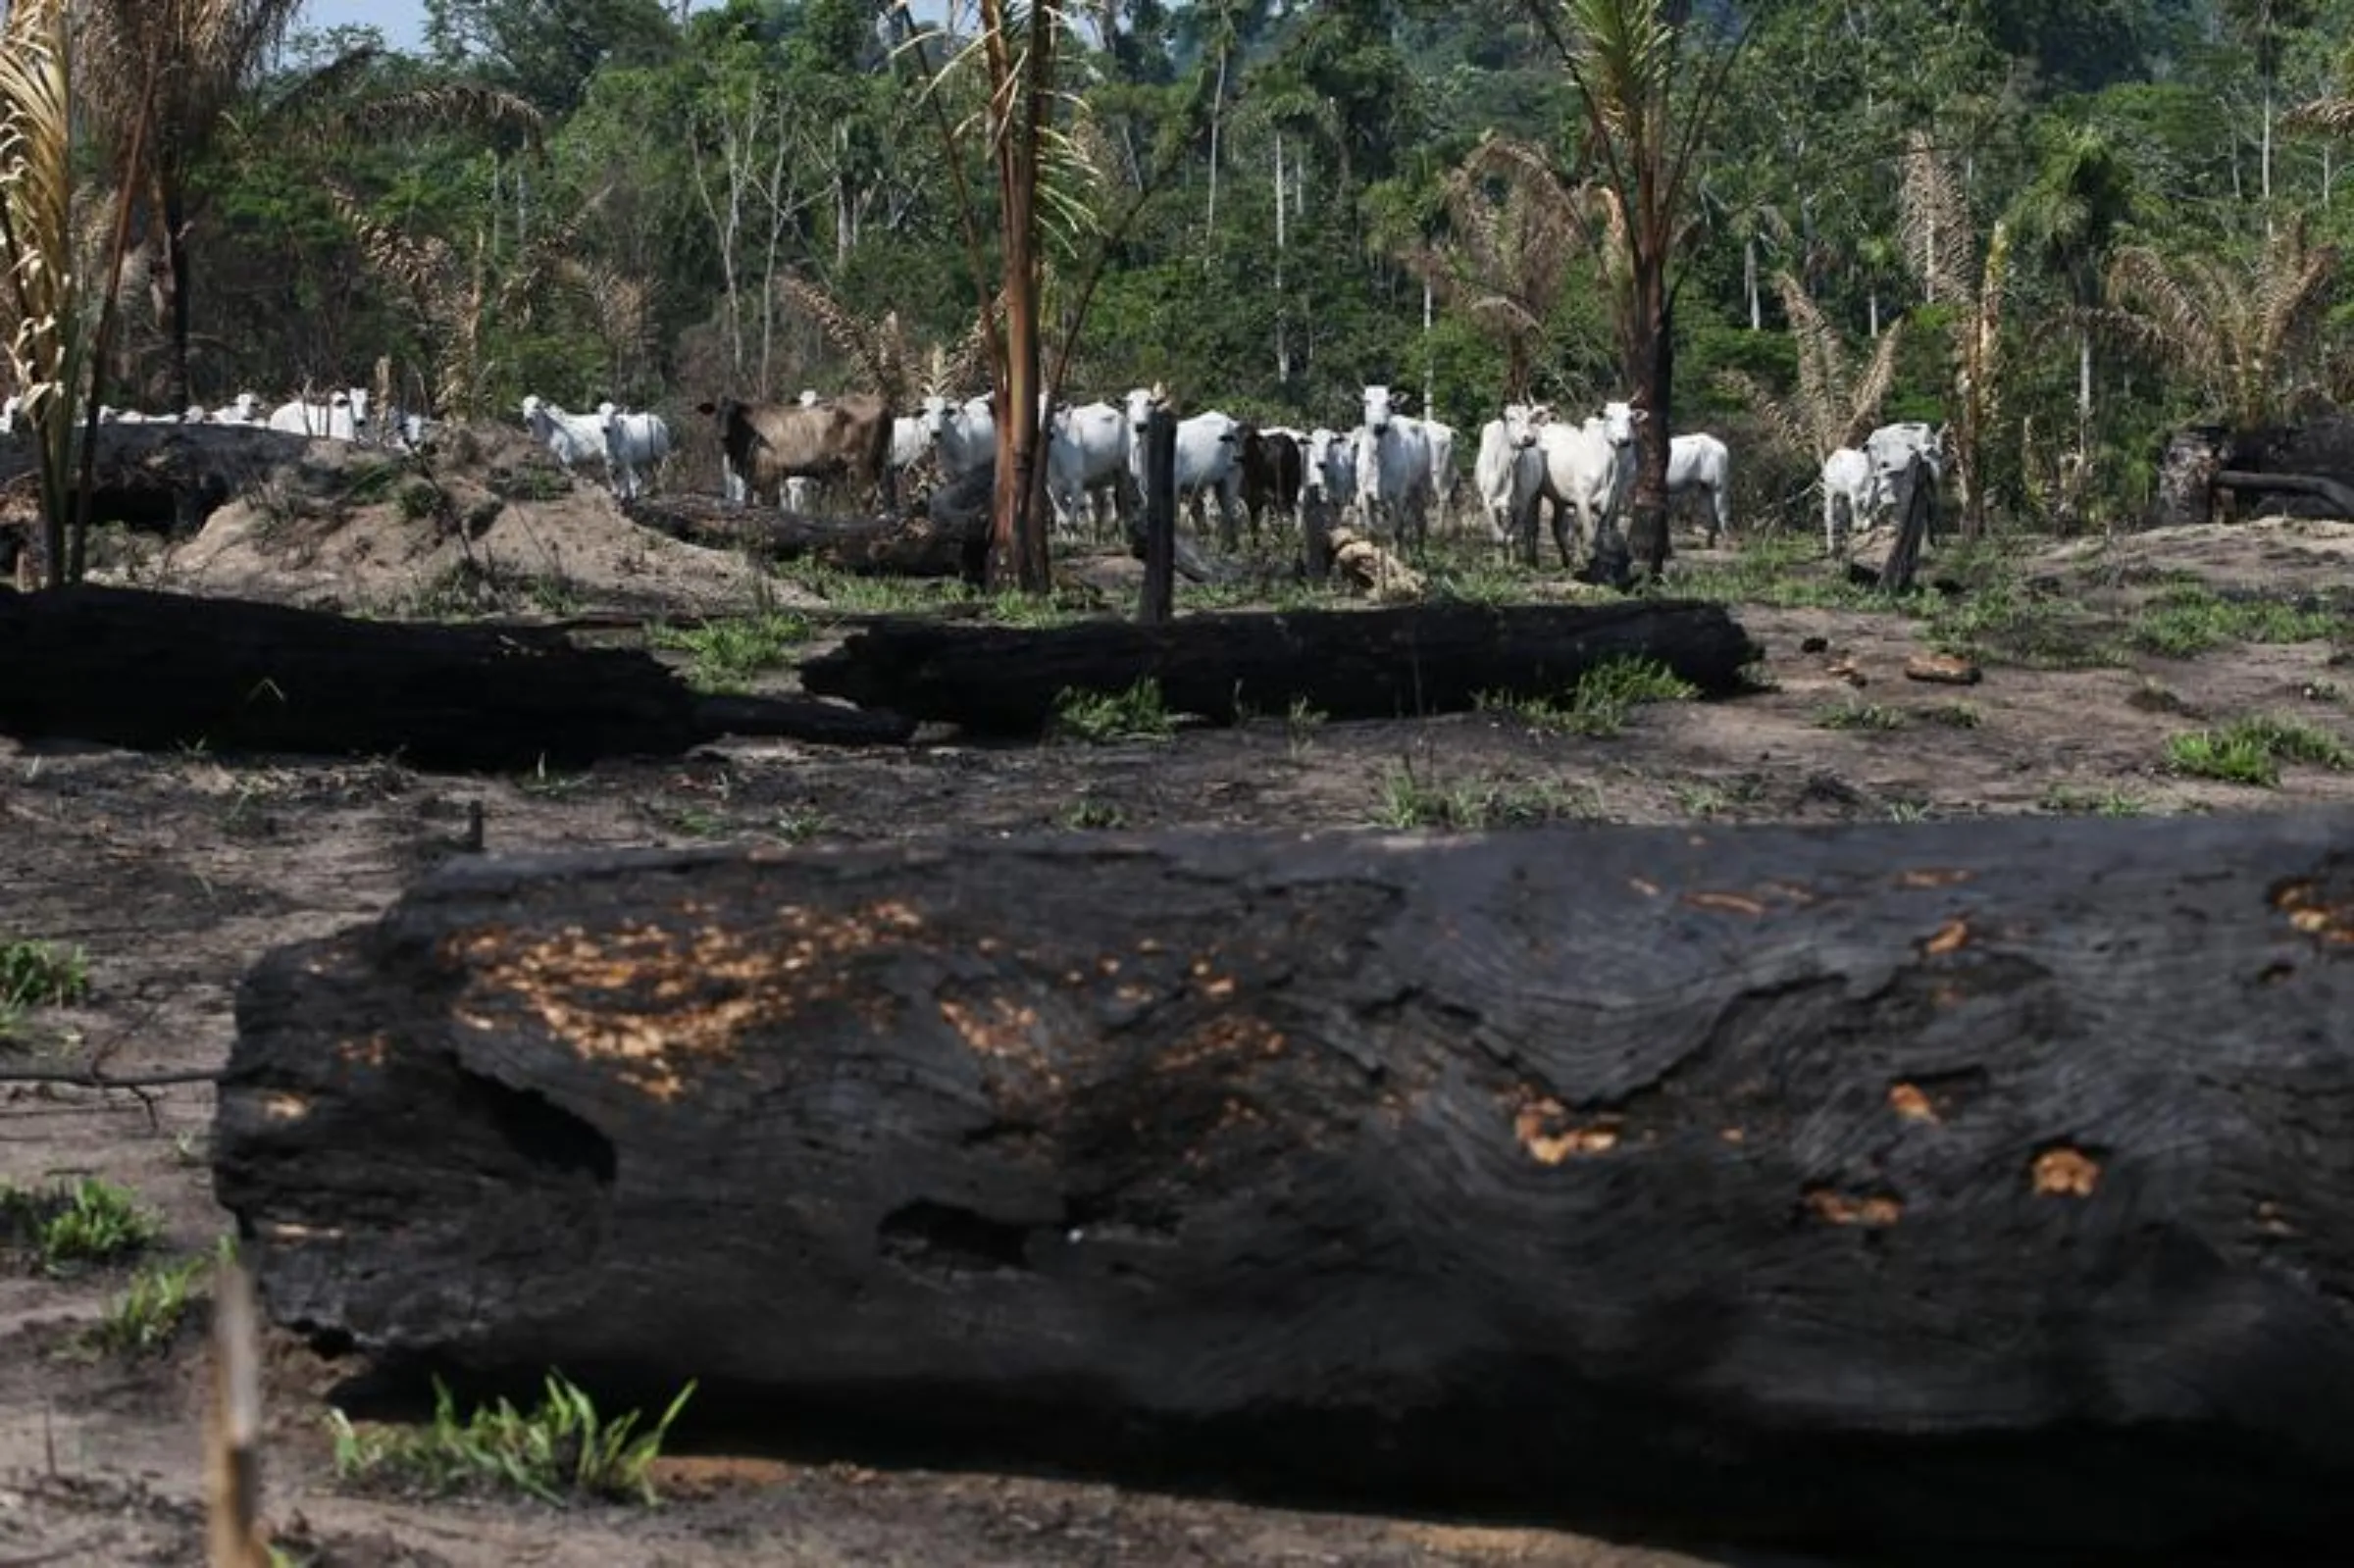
4,429,2354,1565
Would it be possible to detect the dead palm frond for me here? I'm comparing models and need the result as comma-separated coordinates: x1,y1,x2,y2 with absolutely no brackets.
2104,214,2337,430
555,257,655,393
0,0,90,581
1403,134,1586,397
325,179,600,416
1898,128,1972,307
1714,270,1906,462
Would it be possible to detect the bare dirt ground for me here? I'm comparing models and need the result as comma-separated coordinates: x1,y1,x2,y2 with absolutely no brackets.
5,430,2353,1565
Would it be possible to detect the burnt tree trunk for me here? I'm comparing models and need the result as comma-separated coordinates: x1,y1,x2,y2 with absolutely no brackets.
2213,471,2354,519
2146,425,2230,530
214,813,2354,1563
798,599,1762,735
0,583,911,766
620,493,989,581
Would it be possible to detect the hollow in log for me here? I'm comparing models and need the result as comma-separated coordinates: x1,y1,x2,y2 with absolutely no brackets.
798,598,1762,735
0,583,910,766
213,812,2354,1563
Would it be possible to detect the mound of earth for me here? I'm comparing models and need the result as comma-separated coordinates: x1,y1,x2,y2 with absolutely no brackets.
137,422,786,617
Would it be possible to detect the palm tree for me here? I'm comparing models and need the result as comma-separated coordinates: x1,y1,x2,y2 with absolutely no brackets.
0,0,87,584
1715,272,1906,466
1400,133,1584,402
1897,129,2011,539
78,7,540,412
2006,122,2138,472
2105,213,2337,434
1521,0,1748,584
77,2,310,412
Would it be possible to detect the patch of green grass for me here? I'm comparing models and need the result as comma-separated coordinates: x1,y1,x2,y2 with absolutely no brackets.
1373,765,1596,830
1479,656,1699,738
329,1372,696,1507
1668,533,1891,611
979,588,1092,628
1052,680,1177,743
81,1253,209,1357
395,480,443,521
0,939,89,1009
1923,582,2122,670
1919,702,1983,729
2040,784,2150,816
2305,680,2348,705
1060,796,1128,830
650,612,812,694
766,808,828,844
2127,584,2349,657
1,1178,160,1275
2165,713,2354,787
1815,699,1909,732
1670,774,1769,818
789,566,944,616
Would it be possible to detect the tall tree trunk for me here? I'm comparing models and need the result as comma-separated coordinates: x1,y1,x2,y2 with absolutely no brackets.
1623,260,1672,585
1744,233,1759,329
1205,42,1227,238
165,186,192,413
1274,133,1289,383
984,0,1053,591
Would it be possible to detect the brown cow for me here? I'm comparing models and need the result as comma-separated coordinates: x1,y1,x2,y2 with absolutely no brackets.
694,392,896,512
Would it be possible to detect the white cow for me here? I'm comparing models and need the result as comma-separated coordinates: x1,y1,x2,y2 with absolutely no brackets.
1531,399,1642,571
521,394,611,485
1421,417,1459,532
1667,432,1733,547
595,402,672,500
1820,446,1877,555
1864,420,1945,531
1303,427,1357,520
1120,387,1245,544
890,415,932,471
210,392,265,426
1354,384,1436,549
270,388,368,441
920,392,996,481
1048,399,1133,537
1474,403,1546,549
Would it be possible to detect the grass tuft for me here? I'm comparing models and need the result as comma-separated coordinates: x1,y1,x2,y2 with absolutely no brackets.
330,1371,695,1506
1,1177,160,1274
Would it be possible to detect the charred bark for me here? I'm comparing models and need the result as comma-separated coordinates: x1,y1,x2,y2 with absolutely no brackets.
0,421,319,537
2148,425,2230,531
0,584,910,766
2213,471,2354,520
621,492,989,582
214,812,2354,1564
797,598,1762,735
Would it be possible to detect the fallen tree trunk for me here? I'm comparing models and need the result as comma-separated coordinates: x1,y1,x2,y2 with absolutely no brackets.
0,583,911,766
799,598,1762,734
621,492,988,581
216,812,2354,1563
2213,470,2354,519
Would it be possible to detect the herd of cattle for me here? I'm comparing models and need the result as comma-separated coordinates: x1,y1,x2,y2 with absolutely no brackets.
638,382,1948,571
1,375,1949,569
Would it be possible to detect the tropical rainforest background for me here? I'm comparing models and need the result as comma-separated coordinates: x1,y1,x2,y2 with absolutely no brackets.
56,0,2354,531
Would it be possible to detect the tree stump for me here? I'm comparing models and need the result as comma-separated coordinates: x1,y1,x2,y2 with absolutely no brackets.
215,811,2354,1563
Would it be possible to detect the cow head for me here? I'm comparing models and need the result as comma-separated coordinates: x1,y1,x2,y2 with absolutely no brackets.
797,388,821,407
1123,385,1156,433
1596,399,1640,450
1362,384,1396,434
1501,403,1544,449
920,392,954,436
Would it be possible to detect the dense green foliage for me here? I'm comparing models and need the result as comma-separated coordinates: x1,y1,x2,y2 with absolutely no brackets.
82,0,2354,528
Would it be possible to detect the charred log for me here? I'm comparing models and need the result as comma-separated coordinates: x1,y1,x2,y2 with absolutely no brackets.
797,598,1762,735
620,492,988,582
214,812,2354,1564
0,583,909,766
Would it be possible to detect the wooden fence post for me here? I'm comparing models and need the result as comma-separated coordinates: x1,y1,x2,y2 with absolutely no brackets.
1140,403,1176,625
